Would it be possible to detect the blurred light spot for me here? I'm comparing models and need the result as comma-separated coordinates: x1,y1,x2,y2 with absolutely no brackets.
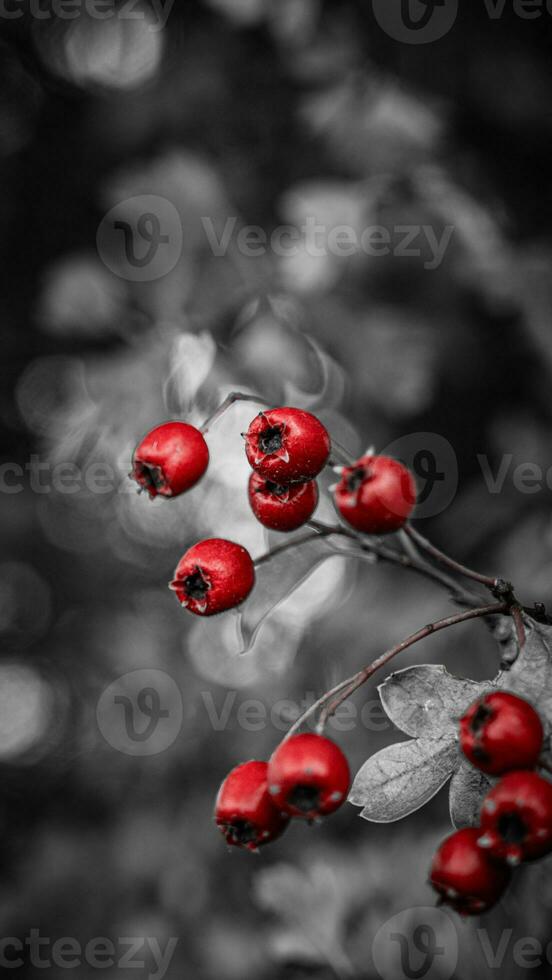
205,0,267,25
36,255,127,338
0,664,54,761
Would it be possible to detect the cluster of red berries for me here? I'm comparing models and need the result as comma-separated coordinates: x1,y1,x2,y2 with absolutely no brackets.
130,407,417,615
214,733,350,850
430,691,551,915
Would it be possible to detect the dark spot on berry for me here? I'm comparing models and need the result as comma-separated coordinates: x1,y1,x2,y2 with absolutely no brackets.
134,462,165,492
264,481,289,497
470,702,493,735
471,746,491,763
287,784,320,813
224,820,258,846
346,466,369,492
497,812,527,844
259,425,284,455
183,566,210,600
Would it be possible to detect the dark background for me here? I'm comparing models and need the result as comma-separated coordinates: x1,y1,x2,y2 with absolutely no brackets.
1,2,552,977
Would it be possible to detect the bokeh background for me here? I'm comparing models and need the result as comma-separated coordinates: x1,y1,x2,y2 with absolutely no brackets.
2,2,552,978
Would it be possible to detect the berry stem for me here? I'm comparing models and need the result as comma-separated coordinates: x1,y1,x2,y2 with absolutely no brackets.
280,602,508,741
200,391,270,433
316,602,509,731
404,523,500,589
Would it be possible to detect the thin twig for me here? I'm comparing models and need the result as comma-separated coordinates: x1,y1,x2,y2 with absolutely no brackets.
200,391,268,433
314,602,509,733
404,523,499,589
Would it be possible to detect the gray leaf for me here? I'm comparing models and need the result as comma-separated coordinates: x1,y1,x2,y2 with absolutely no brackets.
496,620,552,729
349,736,458,823
378,664,487,738
449,761,493,829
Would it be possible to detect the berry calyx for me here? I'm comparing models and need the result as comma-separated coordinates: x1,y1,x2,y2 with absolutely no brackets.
334,455,416,534
460,691,544,775
215,760,289,850
244,408,331,483
267,733,350,819
131,421,209,499
429,828,511,916
248,471,319,532
478,770,552,865
170,538,255,615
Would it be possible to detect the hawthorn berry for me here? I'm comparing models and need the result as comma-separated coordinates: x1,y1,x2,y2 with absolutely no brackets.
334,455,416,534
460,691,543,776
478,770,552,866
215,760,289,850
267,733,350,819
248,471,318,532
169,538,255,616
429,828,511,916
244,408,331,483
131,421,209,499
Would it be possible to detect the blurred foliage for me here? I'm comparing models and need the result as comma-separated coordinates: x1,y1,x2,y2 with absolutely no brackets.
1,3,552,978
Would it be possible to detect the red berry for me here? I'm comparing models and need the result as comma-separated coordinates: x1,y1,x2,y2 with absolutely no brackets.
248,472,318,532
169,538,255,616
430,828,511,916
478,770,552,866
334,455,416,534
460,691,543,776
215,760,289,850
131,422,209,499
244,408,331,483
267,733,350,819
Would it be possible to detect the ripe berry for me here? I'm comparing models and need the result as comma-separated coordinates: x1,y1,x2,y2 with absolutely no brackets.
131,422,209,499
334,455,416,534
248,471,318,532
478,771,552,866
169,538,255,616
429,828,511,916
215,760,289,850
267,733,350,819
460,691,543,776
244,408,331,483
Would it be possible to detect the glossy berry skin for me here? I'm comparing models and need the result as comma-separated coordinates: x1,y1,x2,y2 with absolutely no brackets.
169,538,255,616
248,471,318,532
215,761,289,851
131,422,209,499
267,734,350,819
245,408,331,483
478,771,552,866
430,828,511,916
334,455,416,534
460,691,543,776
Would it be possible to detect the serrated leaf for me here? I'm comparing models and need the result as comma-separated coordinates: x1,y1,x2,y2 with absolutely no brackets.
349,736,458,823
378,664,487,739
496,620,552,729
449,762,493,830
